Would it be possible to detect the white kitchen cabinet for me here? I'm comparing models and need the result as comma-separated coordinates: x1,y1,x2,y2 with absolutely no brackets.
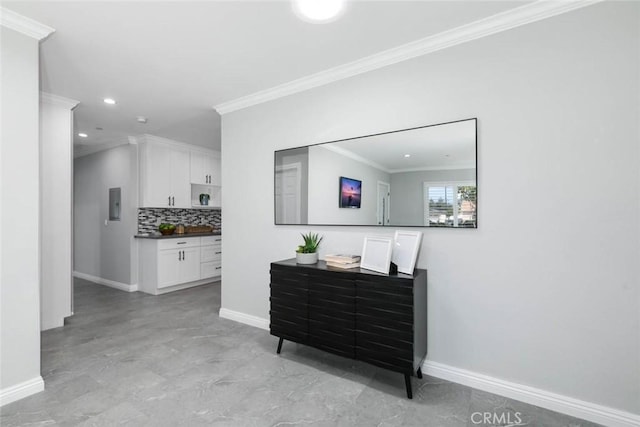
200,235,222,279
157,249,181,288
190,149,221,186
139,136,191,208
138,235,221,295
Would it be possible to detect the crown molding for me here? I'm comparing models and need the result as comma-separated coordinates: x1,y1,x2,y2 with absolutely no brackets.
40,92,79,110
73,137,129,159
1,7,55,41
214,0,603,115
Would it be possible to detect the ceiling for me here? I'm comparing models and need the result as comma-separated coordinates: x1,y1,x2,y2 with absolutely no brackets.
5,1,528,153
328,118,476,172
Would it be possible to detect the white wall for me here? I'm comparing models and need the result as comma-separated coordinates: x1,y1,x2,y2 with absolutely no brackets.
73,144,138,286
221,2,639,417
389,168,475,225
0,27,44,403
40,94,78,331
308,145,390,224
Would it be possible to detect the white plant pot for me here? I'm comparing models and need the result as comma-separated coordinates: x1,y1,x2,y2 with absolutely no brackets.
296,252,318,265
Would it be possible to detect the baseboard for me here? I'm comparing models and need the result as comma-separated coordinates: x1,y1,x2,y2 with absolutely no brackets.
0,377,44,407
218,308,269,330
422,360,639,427
73,271,138,292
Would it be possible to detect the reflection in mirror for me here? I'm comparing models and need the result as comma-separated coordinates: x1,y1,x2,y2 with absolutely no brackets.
274,118,477,228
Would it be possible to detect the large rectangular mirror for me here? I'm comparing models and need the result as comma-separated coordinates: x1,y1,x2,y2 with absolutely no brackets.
274,118,477,228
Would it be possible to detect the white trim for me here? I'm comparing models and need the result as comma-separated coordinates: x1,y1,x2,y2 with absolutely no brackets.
422,361,640,427
0,377,44,407
0,7,54,41
321,145,390,173
73,271,139,292
388,164,476,174
73,137,130,159
219,308,269,330
214,0,603,114
40,92,79,110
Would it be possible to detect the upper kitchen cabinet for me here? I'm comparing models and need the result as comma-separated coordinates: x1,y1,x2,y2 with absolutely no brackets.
190,149,221,186
139,135,191,208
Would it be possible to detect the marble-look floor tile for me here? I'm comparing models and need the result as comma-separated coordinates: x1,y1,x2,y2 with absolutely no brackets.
0,279,601,427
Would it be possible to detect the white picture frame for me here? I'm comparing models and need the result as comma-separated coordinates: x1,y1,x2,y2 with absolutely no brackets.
361,236,393,274
392,230,423,275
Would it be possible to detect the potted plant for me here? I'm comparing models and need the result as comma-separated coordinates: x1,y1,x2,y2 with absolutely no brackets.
296,232,323,264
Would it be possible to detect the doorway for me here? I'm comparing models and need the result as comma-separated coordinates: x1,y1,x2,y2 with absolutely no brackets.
377,181,391,226
275,163,302,224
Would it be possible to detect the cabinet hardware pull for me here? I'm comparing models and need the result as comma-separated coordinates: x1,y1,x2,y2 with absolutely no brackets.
182,250,185,259
178,251,182,261
168,196,171,206
215,251,222,254
177,242,187,245
171,196,174,206
215,266,221,270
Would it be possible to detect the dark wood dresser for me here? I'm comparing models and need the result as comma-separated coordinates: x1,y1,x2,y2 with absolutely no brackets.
269,258,427,398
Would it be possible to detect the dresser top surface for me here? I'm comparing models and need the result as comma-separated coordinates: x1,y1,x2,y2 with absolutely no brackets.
272,258,425,279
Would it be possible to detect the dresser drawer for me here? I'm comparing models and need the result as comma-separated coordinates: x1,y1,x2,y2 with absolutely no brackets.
157,237,200,250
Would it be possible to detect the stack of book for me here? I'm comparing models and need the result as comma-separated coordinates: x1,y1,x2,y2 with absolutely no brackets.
325,254,361,269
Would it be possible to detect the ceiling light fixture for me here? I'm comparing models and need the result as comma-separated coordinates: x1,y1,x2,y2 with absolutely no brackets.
404,154,411,158
293,0,344,23
103,98,116,105
78,133,88,138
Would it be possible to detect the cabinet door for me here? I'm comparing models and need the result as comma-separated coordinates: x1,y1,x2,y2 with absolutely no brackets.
209,155,221,186
270,265,308,344
158,249,180,288
190,151,206,185
171,147,191,208
355,277,414,373
179,246,201,283
308,271,355,358
142,143,172,208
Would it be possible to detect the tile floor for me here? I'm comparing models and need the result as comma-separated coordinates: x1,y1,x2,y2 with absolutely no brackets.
1,279,599,426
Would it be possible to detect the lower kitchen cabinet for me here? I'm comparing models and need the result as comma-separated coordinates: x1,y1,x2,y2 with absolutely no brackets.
138,235,222,295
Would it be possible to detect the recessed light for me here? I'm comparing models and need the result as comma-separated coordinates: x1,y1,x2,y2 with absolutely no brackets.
293,0,344,23
103,98,116,105
404,154,411,158
136,116,148,124
78,133,88,138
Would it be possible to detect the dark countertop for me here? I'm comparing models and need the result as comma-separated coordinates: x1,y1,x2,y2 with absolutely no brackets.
135,231,222,239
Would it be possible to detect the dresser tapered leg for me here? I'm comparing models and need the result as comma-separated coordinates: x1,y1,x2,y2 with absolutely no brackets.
276,337,284,354
417,367,423,379
404,374,413,399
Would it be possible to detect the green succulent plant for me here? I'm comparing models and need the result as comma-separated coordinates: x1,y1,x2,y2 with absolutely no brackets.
296,232,323,254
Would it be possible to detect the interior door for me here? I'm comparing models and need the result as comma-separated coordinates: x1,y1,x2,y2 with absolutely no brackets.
275,165,301,224
377,181,391,226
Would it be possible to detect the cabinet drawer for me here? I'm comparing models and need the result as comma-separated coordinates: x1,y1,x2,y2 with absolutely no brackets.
201,245,222,262
201,261,222,278
201,236,222,246
158,237,200,250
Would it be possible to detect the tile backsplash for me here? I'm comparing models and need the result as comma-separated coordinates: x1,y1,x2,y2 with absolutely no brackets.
138,208,221,234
